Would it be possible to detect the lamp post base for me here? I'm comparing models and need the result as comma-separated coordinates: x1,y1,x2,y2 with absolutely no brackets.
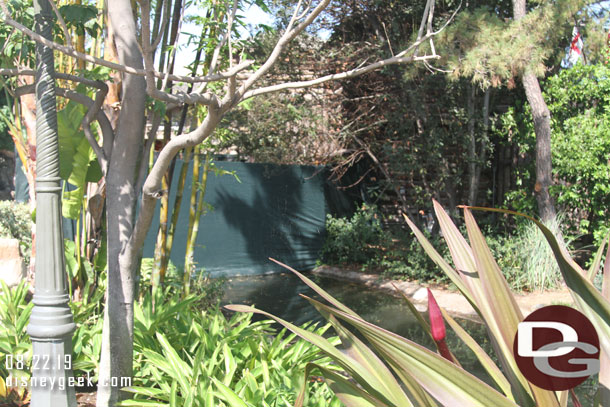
29,339,77,407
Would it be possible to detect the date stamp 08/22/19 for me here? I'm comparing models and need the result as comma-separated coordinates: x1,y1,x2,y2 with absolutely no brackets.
5,353,72,371
3,354,132,390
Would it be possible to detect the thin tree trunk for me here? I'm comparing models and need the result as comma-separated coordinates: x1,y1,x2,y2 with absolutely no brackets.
513,0,557,224
521,72,556,223
97,0,147,405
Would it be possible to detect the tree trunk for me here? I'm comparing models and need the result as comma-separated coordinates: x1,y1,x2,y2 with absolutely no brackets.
96,0,147,405
512,0,557,224
521,72,556,223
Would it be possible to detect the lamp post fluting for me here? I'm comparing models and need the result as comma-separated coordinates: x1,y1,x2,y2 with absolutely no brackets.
27,0,77,406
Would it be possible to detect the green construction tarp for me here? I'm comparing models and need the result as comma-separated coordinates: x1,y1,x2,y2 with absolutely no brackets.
143,160,350,277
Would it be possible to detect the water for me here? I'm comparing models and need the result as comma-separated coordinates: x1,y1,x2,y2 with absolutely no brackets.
221,272,425,333
220,272,491,381
220,272,598,406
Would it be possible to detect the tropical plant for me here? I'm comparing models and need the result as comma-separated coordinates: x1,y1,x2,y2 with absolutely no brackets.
0,272,337,407
119,291,340,407
229,201,610,407
0,281,32,384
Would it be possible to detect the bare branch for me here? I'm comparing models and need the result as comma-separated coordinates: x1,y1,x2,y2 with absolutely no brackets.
14,84,113,172
295,0,313,21
14,84,34,98
381,22,394,56
432,2,461,36
81,85,110,172
426,0,435,35
426,0,436,55
151,0,170,50
243,36,439,100
0,27,15,56
58,89,109,172
0,68,35,77
49,0,72,48
417,0,432,41
287,0,305,32
232,0,332,102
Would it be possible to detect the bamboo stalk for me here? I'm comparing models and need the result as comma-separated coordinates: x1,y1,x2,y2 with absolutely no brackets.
75,0,85,70
160,146,192,279
182,145,201,295
151,171,169,307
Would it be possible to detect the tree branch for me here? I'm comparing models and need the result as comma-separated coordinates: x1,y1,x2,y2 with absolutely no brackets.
208,0,239,76
0,68,35,76
125,107,222,266
150,0,170,51
15,84,113,173
231,0,331,103
243,43,439,100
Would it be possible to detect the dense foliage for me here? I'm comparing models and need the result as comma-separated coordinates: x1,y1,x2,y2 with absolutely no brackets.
0,278,339,407
498,63,610,244
321,204,569,291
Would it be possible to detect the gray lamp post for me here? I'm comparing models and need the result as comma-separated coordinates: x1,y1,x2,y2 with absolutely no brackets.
27,0,77,406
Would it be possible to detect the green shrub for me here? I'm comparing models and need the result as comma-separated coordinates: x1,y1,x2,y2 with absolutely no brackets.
375,230,452,285
321,204,387,264
322,203,569,291
321,206,452,284
0,201,32,266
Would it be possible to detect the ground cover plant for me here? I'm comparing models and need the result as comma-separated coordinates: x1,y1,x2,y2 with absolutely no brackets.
231,201,610,407
0,266,339,407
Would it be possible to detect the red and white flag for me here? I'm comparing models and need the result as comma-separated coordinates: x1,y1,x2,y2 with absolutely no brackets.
567,26,584,66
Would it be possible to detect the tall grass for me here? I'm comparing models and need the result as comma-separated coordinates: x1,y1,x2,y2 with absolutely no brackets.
490,216,567,292
516,216,564,291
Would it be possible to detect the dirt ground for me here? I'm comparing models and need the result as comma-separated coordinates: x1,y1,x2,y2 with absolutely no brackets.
311,265,574,321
